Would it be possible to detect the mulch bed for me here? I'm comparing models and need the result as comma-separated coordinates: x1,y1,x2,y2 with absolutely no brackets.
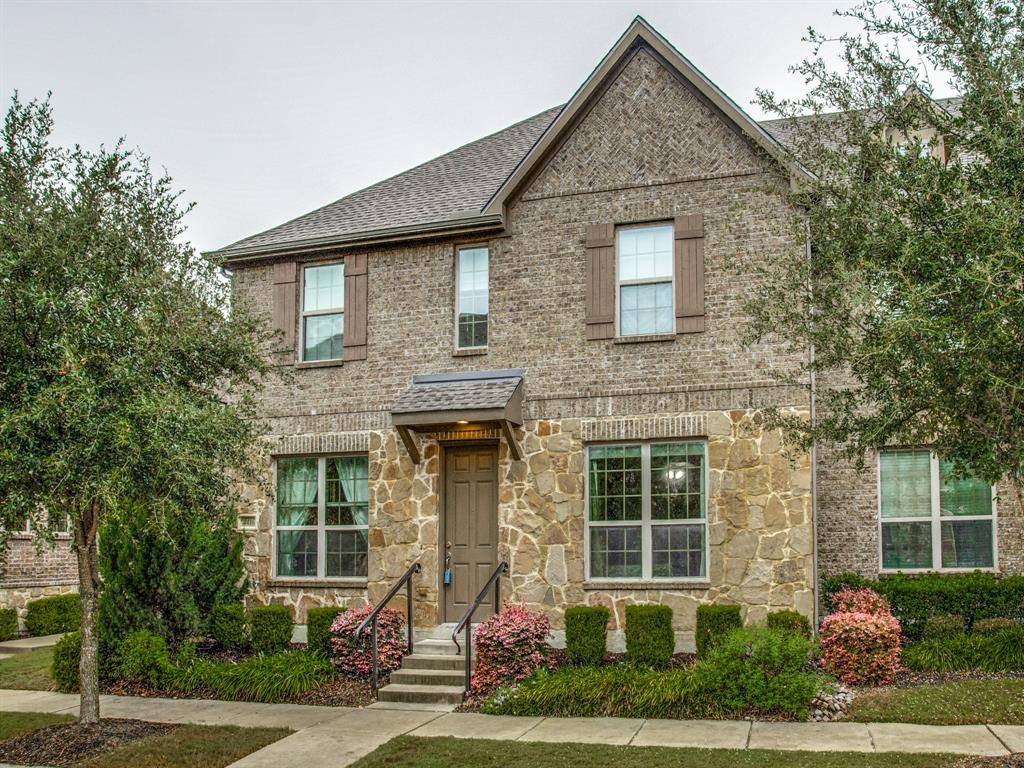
0,718,176,766
953,756,1024,768
283,674,384,707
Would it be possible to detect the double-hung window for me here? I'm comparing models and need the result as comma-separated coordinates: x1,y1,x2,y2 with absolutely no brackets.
587,442,707,580
276,456,369,579
456,245,488,349
617,224,674,336
879,449,995,571
302,262,344,361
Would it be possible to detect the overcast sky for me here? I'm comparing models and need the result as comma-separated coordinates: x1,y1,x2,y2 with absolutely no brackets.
2,1,870,254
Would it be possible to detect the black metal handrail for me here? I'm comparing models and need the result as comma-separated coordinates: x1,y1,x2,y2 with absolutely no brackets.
452,561,509,695
356,561,421,691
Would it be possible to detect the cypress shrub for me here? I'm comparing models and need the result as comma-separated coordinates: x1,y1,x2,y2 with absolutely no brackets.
24,593,80,636
695,604,742,657
251,605,293,655
766,610,812,638
625,604,674,668
0,608,17,641
306,606,344,658
210,604,248,650
564,606,609,666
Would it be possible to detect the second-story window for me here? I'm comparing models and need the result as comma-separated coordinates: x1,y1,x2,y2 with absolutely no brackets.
617,224,674,336
302,262,344,361
456,245,488,349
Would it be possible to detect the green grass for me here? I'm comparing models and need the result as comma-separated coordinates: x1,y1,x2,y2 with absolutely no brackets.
350,737,955,768
77,724,291,768
848,678,1024,725
0,711,74,741
0,647,55,690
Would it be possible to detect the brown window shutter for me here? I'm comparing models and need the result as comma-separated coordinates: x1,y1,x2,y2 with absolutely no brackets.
272,261,297,355
343,253,368,361
674,213,705,334
584,224,615,340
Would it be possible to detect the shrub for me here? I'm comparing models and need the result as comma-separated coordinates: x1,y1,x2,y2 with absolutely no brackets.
690,628,819,720
470,603,550,697
210,604,248,651
52,631,81,692
191,651,335,703
483,665,694,719
973,617,1019,636
922,615,966,640
251,605,293,655
564,606,609,667
118,629,174,688
695,604,742,657
306,607,344,659
24,593,80,636
902,636,984,672
820,606,901,685
331,604,408,677
766,610,812,639
625,605,674,668
0,608,17,641
830,587,892,617
980,627,1024,672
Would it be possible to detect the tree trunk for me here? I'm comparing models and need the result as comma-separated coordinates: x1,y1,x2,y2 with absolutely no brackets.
74,500,102,724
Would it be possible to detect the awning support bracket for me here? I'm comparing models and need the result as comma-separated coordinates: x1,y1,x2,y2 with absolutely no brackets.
500,419,522,461
396,425,421,464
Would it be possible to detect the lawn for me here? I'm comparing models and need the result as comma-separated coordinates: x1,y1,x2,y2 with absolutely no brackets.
848,679,1024,725
0,711,74,741
350,737,957,768
0,647,55,690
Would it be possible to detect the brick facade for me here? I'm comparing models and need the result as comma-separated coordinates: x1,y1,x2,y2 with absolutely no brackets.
0,535,78,631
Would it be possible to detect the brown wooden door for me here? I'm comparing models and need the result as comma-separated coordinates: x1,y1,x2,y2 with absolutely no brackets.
443,444,498,623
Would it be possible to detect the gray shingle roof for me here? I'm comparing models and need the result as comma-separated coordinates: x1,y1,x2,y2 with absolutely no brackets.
392,370,524,415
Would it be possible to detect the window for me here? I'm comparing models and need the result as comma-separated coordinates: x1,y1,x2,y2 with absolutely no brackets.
586,442,707,580
302,262,344,361
456,245,488,348
617,224,674,336
879,449,996,571
276,455,368,579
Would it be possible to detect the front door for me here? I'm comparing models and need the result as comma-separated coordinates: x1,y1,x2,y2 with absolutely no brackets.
442,444,499,623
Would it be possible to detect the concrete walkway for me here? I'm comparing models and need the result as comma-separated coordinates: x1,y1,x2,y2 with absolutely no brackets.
0,635,64,655
0,689,1021,767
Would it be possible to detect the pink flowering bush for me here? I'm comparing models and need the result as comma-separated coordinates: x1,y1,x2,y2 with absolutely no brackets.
470,602,551,697
330,605,407,677
820,587,902,685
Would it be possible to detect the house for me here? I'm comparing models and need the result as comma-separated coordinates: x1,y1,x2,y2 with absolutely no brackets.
210,17,1020,652
0,522,77,630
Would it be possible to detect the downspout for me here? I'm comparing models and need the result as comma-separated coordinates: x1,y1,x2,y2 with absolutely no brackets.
806,221,820,632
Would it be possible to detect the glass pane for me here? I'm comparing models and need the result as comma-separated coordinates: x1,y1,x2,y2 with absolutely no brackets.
618,225,673,281
277,458,318,526
326,456,369,526
277,530,317,577
303,263,344,312
457,247,488,348
881,521,932,569
941,520,993,568
304,314,344,361
651,442,705,520
880,450,932,518
326,530,368,578
589,526,642,579
652,523,706,578
588,446,642,521
620,282,673,336
939,461,992,517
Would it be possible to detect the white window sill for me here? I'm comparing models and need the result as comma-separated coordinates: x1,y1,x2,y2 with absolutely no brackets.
878,568,997,575
295,358,344,370
268,578,368,589
452,346,488,357
613,333,676,344
584,579,711,590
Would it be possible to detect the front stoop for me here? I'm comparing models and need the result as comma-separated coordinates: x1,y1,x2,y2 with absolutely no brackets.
376,635,467,706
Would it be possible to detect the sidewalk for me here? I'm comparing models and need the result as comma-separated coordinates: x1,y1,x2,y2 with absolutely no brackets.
1,689,1021,767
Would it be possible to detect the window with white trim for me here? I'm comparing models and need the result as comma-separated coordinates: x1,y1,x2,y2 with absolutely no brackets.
301,263,344,361
879,449,995,571
275,456,368,579
586,442,707,580
617,224,674,336
455,245,488,348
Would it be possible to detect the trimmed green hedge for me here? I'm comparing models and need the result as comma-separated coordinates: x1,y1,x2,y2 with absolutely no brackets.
24,593,80,636
210,604,248,650
306,607,343,659
625,605,674,668
52,631,81,692
823,572,1024,640
251,605,293,655
696,604,742,657
0,608,17,641
564,606,609,666
922,614,966,640
767,610,812,639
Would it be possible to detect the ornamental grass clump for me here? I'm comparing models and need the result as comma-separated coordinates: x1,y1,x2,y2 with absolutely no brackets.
820,587,901,685
330,604,407,677
470,602,550,698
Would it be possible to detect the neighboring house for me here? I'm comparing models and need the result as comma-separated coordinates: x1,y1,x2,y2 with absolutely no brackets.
209,17,1020,649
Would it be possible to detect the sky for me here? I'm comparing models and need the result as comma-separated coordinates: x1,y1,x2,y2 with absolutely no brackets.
0,0,873,254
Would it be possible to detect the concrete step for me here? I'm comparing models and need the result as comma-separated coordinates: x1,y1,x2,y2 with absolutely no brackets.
400,653,467,671
367,701,456,713
377,683,465,705
391,667,466,686
414,638,462,656
0,633,64,654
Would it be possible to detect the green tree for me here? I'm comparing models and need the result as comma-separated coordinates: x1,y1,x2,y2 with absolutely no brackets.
749,0,1024,499
0,94,273,721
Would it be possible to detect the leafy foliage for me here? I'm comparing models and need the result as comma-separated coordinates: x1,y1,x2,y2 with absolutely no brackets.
470,603,550,697
902,635,985,672
118,629,174,688
973,617,1019,636
52,631,81,693
24,594,80,636
564,606,609,667
747,0,1024,496
695,604,742,657
210,604,249,651
830,587,894,617
330,604,407,678
921,615,966,641
820,590,902,685
306,607,344,659
767,610,813,639
0,608,17,641
625,605,674,668
250,605,293,655
180,651,335,703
